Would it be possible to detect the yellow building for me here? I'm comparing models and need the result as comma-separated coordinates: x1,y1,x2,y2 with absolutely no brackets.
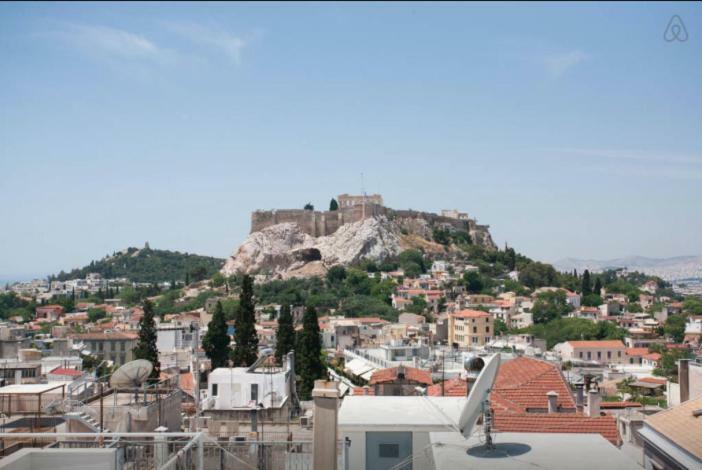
448,309,494,347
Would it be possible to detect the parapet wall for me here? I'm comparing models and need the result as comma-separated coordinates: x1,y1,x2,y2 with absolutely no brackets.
251,203,388,237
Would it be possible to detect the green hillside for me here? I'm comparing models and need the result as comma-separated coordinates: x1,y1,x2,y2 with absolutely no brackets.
52,246,225,283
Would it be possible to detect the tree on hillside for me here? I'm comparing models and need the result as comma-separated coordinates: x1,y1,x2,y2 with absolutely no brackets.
329,198,339,211
275,304,296,364
231,275,259,366
664,315,687,343
581,270,592,296
531,290,572,324
518,262,558,289
202,301,232,369
133,299,160,378
296,305,325,400
593,277,603,296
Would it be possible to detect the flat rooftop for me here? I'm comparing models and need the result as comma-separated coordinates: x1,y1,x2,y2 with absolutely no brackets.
0,384,64,394
339,396,465,429
429,432,640,470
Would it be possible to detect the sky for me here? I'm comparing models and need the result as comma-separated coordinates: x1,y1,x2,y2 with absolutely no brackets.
1,2,701,281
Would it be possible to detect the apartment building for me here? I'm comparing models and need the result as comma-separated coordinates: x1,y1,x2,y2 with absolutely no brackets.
553,340,626,365
69,331,138,366
448,309,493,348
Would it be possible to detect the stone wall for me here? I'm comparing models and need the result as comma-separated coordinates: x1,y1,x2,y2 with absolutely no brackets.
251,203,387,237
249,202,496,249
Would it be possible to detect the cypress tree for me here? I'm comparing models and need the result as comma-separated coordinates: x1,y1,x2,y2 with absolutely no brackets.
202,301,232,369
581,269,592,296
275,304,295,364
593,277,603,296
329,198,339,211
133,299,160,378
231,275,259,367
296,305,325,400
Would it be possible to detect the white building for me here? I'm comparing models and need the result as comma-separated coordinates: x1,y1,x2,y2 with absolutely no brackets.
205,353,294,411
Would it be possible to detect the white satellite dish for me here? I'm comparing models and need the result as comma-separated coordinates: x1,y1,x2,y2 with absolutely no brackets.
458,353,500,438
110,359,153,388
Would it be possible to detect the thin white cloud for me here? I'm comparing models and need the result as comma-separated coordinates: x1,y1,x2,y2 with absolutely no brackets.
542,50,588,78
51,23,175,64
547,147,702,165
164,22,251,64
546,147,702,181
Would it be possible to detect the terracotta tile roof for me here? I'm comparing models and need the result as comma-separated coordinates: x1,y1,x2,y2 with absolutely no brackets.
452,309,490,319
493,357,575,412
493,413,620,445
491,356,621,446
48,367,83,377
638,377,666,385
566,340,625,349
625,348,650,356
645,395,702,459
356,317,389,324
369,366,433,386
642,353,661,361
352,387,376,395
427,378,469,397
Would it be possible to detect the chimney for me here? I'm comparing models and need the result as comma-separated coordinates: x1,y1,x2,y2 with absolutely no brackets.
679,359,690,403
587,389,601,417
547,391,558,414
575,383,584,413
584,375,592,392
312,380,339,470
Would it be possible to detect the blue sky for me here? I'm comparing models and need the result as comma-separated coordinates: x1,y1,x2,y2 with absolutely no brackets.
1,2,701,280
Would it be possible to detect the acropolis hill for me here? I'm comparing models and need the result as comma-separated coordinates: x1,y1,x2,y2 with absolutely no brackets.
223,194,496,277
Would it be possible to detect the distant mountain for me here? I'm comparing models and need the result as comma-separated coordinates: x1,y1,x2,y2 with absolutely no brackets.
553,255,702,281
52,246,225,284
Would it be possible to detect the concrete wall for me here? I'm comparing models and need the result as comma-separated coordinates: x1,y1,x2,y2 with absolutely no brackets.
0,448,117,470
341,429,434,470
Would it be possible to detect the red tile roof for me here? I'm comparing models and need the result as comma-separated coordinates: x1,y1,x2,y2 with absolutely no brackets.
452,309,490,319
369,366,433,386
567,340,625,349
493,357,575,412
352,387,376,395
639,377,666,385
625,348,650,357
491,357,620,445
493,413,620,445
49,367,83,377
427,378,469,397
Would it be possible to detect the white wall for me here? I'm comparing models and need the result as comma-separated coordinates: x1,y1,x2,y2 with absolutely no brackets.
209,369,288,409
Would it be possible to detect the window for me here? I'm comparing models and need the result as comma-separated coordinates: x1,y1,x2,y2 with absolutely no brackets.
212,384,218,396
486,326,490,333
121,342,126,352
472,336,479,344
251,383,259,402
473,326,477,334
378,444,400,458
607,351,612,359
587,352,591,359
579,352,583,358
597,351,601,359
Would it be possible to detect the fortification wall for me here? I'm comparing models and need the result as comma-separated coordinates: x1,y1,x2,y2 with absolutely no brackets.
250,203,495,249
251,203,388,237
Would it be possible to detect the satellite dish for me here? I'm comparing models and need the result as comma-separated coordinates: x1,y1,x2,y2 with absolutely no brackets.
458,353,500,438
110,359,153,388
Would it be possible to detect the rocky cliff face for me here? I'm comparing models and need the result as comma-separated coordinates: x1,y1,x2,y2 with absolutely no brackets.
222,212,496,278
221,217,403,277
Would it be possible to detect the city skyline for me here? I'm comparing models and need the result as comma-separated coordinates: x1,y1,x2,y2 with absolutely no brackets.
1,3,701,278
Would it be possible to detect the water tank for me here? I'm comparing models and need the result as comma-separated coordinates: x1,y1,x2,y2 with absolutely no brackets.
18,349,42,361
